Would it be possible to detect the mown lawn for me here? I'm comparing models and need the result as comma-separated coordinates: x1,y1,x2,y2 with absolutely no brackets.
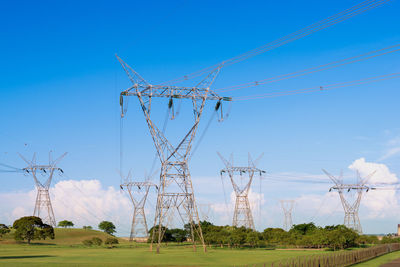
0,243,328,266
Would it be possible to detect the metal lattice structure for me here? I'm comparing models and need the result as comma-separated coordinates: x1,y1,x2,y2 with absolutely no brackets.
19,152,67,227
117,55,231,253
120,173,156,241
323,169,375,234
280,200,295,231
218,153,265,230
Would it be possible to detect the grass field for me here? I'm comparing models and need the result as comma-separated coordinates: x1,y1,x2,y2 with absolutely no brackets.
353,250,400,266
0,244,330,266
0,229,396,266
0,229,328,266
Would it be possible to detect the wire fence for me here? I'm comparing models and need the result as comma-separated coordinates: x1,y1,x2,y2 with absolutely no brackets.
236,243,400,267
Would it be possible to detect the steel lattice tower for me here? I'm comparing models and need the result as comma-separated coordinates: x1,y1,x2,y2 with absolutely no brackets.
323,169,375,234
218,153,265,230
120,173,156,241
117,56,231,253
280,200,294,231
19,152,67,227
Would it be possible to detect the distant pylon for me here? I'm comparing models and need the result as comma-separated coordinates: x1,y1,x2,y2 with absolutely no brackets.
19,152,67,227
280,200,295,231
218,152,265,230
323,169,375,234
120,172,156,241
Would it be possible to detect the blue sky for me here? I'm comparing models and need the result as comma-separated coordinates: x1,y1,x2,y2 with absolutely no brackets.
1,0,400,234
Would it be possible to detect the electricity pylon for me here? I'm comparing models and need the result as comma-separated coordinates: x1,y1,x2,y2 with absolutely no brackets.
120,172,157,241
19,152,67,227
280,200,295,231
323,169,375,234
218,152,265,230
117,55,231,253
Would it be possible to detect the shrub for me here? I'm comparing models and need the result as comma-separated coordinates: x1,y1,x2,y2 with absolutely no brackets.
83,226,93,230
82,239,93,246
91,237,103,246
0,224,11,238
105,237,119,247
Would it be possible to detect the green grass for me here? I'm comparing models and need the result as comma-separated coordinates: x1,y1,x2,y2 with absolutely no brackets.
0,229,332,266
0,228,124,245
0,229,396,266
0,243,330,266
352,250,400,266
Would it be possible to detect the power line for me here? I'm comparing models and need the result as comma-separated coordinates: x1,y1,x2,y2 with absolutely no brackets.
217,44,400,92
234,72,400,100
160,0,390,86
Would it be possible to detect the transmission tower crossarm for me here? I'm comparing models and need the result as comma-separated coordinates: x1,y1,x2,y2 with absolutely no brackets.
121,85,231,101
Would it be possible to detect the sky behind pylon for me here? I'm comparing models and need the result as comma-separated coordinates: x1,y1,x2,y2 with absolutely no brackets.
0,0,399,234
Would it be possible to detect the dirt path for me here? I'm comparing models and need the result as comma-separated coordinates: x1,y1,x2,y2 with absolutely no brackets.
380,258,400,266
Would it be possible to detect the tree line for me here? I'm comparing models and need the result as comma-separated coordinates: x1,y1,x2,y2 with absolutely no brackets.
149,221,399,250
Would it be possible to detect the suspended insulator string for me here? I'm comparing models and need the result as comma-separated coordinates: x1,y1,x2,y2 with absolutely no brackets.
160,0,390,86
234,72,400,101
218,44,400,92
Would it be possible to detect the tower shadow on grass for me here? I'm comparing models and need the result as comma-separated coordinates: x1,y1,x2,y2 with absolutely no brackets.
0,255,55,260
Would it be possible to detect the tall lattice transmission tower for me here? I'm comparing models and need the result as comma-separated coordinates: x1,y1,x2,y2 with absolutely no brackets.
120,172,157,241
323,169,375,234
280,200,295,231
19,152,67,227
117,56,231,253
218,153,265,230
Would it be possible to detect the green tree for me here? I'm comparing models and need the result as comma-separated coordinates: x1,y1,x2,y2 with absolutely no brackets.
83,225,93,230
246,231,260,247
58,220,74,228
98,221,116,235
13,216,55,244
290,223,317,235
169,228,187,242
0,224,11,238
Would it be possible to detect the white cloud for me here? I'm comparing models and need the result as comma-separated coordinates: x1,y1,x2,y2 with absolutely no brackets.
0,179,134,235
349,157,398,184
348,158,400,219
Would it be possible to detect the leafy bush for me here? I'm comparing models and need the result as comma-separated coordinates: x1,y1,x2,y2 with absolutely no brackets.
83,226,93,230
82,239,93,246
91,237,103,246
0,224,11,238
105,237,119,247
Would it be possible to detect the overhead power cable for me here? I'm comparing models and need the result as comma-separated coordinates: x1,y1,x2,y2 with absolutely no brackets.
217,43,400,92
160,0,390,86
234,72,400,100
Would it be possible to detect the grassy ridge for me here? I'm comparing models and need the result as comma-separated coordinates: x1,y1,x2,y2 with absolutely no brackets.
0,228,125,245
